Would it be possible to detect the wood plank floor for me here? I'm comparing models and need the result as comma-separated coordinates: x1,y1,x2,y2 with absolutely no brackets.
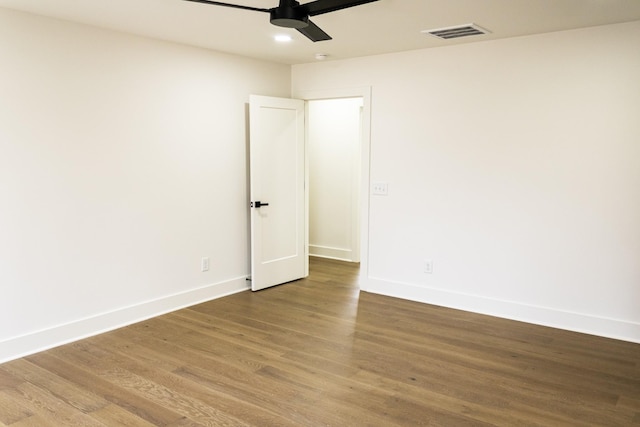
1,257,639,426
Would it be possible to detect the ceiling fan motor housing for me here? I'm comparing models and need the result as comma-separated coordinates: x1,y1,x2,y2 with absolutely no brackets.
270,0,309,28
182,0,381,41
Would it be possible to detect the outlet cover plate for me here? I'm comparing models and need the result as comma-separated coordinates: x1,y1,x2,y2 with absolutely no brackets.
424,259,433,274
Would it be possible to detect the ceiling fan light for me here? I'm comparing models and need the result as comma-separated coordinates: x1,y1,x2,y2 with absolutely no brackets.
274,34,292,42
270,8,309,29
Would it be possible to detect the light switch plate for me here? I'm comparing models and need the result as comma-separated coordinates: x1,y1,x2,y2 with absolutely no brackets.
372,182,389,195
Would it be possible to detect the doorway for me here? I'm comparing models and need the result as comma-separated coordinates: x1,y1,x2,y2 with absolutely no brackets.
307,97,363,263
298,87,372,290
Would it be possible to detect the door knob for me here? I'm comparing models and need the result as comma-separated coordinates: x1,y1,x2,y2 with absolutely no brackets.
251,201,270,208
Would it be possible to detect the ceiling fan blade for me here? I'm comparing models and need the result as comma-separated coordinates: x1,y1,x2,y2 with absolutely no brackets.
182,0,269,13
302,0,379,17
296,20,332,42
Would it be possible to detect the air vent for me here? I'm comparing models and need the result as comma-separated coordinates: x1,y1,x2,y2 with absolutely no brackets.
421,24,490,40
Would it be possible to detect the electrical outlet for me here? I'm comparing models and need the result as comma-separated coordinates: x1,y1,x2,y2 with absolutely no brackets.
201,257,210,272
424,259,433,274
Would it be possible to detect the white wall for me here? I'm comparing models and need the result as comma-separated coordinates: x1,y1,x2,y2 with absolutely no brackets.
293,21,640,343
0,8,290,362
308,98,362,261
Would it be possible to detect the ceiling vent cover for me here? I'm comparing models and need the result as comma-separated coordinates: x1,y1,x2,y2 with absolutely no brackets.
422,24,490,40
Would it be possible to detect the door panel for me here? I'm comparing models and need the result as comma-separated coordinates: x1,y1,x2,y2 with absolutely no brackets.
249,95,306,291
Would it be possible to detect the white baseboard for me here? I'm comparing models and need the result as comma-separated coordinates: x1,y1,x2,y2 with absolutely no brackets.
363,276,640,344
309,244,354,262
0,276,250,364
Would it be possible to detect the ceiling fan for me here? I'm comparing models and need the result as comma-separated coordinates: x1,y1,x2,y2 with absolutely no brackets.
182,0,380,42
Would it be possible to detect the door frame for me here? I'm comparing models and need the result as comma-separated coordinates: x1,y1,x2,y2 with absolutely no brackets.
295,87,372,291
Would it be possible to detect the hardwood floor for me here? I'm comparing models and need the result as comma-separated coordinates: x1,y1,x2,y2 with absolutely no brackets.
1,257,639,426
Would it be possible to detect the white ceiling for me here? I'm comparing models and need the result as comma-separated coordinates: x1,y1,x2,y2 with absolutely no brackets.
2,0,640,65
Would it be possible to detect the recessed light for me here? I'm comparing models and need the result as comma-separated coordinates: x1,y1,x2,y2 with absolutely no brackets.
274,34,292,42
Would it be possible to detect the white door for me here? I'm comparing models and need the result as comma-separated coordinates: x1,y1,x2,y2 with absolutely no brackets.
249,95,307,291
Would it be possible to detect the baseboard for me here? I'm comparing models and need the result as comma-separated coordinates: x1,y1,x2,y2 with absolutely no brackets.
0,276,250,364
309,244,354,262
363,276,640,344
